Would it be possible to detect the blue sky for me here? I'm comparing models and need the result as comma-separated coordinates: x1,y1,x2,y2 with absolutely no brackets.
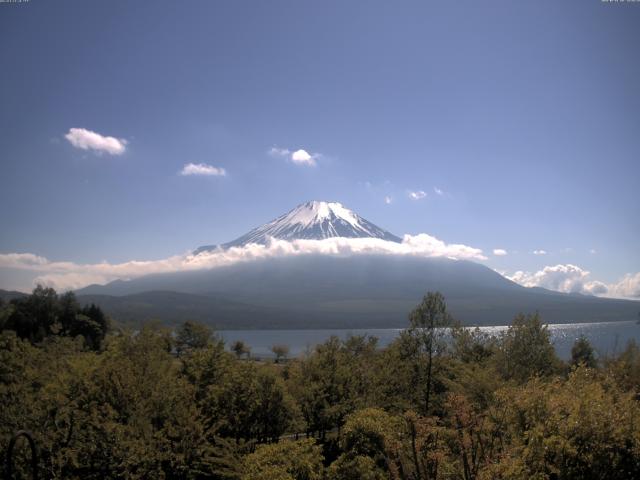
0,0,638,295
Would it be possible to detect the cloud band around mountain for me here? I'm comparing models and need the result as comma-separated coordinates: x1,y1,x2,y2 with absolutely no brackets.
4,247,638,300
0,233,486,291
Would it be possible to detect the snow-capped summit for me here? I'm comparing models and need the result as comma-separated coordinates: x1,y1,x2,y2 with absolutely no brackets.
195,200,401,253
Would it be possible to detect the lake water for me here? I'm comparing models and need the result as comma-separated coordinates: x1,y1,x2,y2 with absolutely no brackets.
218,320,640,360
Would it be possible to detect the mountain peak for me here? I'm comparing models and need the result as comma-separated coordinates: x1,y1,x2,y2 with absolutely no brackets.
195,201,401,253
283,201,362,230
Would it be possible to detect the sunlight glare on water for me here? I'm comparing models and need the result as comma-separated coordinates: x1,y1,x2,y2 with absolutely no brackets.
219,321,640,360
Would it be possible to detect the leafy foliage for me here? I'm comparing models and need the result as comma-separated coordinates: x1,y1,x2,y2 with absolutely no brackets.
271,344,290,363
231,340,251,359
571,335,598,368
1,286,108,350
175,320,213,356
2,288,639,479
241,439,323,480
495,312,560,382
406,292,453,413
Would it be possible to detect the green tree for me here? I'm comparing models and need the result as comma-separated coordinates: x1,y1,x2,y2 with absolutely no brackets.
271,344,290,363
490,367,640,479
56,290,80,335
406,292,452,413
241,438,324,480
0,298,14,331
205,362,297,443
442,393,508,480
231,340,251,359
175,320,213,356
495,312,560,383
571,335,597,368
451,325,495,364
1,287,108,350
287,336,374,439
78,303,109,349
374,337,419,412
606,339,640,393
181,337,233,402
332,407,401,478
327,454,386,480
6,285,59,342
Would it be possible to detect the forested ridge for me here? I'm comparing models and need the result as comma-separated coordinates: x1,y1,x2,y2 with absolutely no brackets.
1,288,640,479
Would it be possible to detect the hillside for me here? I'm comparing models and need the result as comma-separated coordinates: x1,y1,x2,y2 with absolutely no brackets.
76,255,640,328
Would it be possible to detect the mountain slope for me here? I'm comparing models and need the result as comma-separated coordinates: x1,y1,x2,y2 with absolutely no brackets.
0,289,29,302
77,291,297,329
195,201,401,253
76,255,640,328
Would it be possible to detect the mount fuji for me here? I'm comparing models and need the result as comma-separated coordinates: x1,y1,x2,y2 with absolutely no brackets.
195,201,401,253
76,201,640,329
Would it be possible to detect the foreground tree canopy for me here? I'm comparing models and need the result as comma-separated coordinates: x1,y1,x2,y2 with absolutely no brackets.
1,288,640,479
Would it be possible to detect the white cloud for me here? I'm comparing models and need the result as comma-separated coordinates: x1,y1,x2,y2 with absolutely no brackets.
434,187,444,196
533,250,547,255
493,249,508,256
398,234,486,261
607,272,640,299
180,163,226,176
506,264,598,294
0,253,50,269
65,128,127,155
268,147,291,157
408,190,427,200
0,234,486,291
269,146,319,166
291,149,317,166
499,262,640,300
590,249,597,254
384,196,392,205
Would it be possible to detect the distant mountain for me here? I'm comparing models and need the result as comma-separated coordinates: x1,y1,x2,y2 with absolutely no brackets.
195,201,400,253
74,201,640,329
76,255,640,328
0,289,28,302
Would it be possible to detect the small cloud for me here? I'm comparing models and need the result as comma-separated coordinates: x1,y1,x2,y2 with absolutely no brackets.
291,149,317,166
268,146,319,167
493,249,508,256
408,190,427,200
180,163,226,176
268,147,291,157
590,249,597,254
533,250,547,255
65,128,127,155
384,196,392,205
434,187,444,196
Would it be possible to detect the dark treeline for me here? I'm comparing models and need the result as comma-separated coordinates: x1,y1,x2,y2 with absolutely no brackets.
0,286,108,350
1,289,640,479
